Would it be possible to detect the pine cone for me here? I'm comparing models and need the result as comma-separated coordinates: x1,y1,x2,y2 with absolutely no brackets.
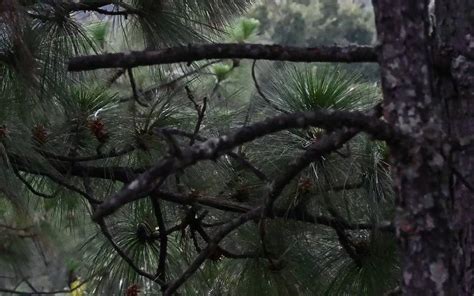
32,124,48,145
0,125,8,140
297,177,313,194
88,118,109,143
126,284,140,296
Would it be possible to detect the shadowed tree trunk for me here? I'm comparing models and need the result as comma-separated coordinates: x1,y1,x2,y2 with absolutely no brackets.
373,0,473,294
434,0,474,294
372,0,452,294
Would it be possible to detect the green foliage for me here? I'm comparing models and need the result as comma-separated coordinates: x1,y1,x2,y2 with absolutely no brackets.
265,65,378,112
230,18,261,43
212,63,234,82
249,0,379,80
0,1,397,295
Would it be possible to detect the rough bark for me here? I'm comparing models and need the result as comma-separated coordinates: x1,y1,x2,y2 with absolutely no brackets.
435,0,474,294
372,1,454,294
68,43,377,71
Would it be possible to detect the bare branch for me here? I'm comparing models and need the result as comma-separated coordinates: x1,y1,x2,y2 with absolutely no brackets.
251,60,289,114
163,208,260,295
35,145,135,162
128,68,149,107
150,194,168,281
12,167,56,199
68,43,377,71
157,128,268,181
185,86,208,146
93,108,396,220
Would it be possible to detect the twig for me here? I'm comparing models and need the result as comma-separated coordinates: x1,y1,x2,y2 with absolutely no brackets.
127,68,149,107
106,69,126,87
251,60,289,114
12,167,56,199
163,208,261,295
264,128,360,215
96,218,165,287
150,194,168,282
156,128,268,181
36,145,135,162
45,173,101,204
185,86,208,146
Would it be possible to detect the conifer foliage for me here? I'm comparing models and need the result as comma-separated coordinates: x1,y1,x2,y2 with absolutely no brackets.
1,1,471,295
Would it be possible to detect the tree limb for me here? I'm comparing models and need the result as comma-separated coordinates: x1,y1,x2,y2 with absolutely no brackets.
68,43,377,71
93,108,396,220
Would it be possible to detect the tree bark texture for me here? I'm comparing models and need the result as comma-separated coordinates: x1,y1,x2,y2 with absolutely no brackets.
435,0,474,294
372,0,455,294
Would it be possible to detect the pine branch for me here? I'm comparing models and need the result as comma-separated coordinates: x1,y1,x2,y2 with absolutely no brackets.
163,208,260,296
156,128,269,181
93,107,396,220
96,218,166,287
68,43,377,71
150,194,168,282
9,153,144,183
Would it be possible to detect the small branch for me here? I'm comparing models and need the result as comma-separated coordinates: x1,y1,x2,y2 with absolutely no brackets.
35,145,135,162
163,208,261,295
150,194,168,282
127,68,149,107
10,152,142,184
251,60,289,114
106,69,126,87
155,190,392,231
12,168,56,199
96,218,165,286
185,86,207,146
46,173,100,204
194,224,265,260
264,128,360,215
157,128,268,181
69,44,378,71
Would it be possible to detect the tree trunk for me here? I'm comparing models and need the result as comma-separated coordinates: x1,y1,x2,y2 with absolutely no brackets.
434,0,474,294
372,0,455,294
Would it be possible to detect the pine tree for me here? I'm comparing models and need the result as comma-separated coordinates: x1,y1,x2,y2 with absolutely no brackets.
0,1,472,295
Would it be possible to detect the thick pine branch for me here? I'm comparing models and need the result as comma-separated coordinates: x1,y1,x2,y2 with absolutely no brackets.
92,108,397,221
68,43,377,71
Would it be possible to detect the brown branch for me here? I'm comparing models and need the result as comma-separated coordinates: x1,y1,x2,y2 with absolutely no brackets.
265,128,360,215
185,86,207,146
68,43,378,71
251,60,289,114
9,153,143,183
162,130,359,294
12,167,56,199
128,68,149,107
64,1,140,15
93,108,396,220
150,194,168,282
156,128,268,181
153,190,392,231
163,208,261,295
194,224,266,260
35,145,136,162
96,218,165,286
